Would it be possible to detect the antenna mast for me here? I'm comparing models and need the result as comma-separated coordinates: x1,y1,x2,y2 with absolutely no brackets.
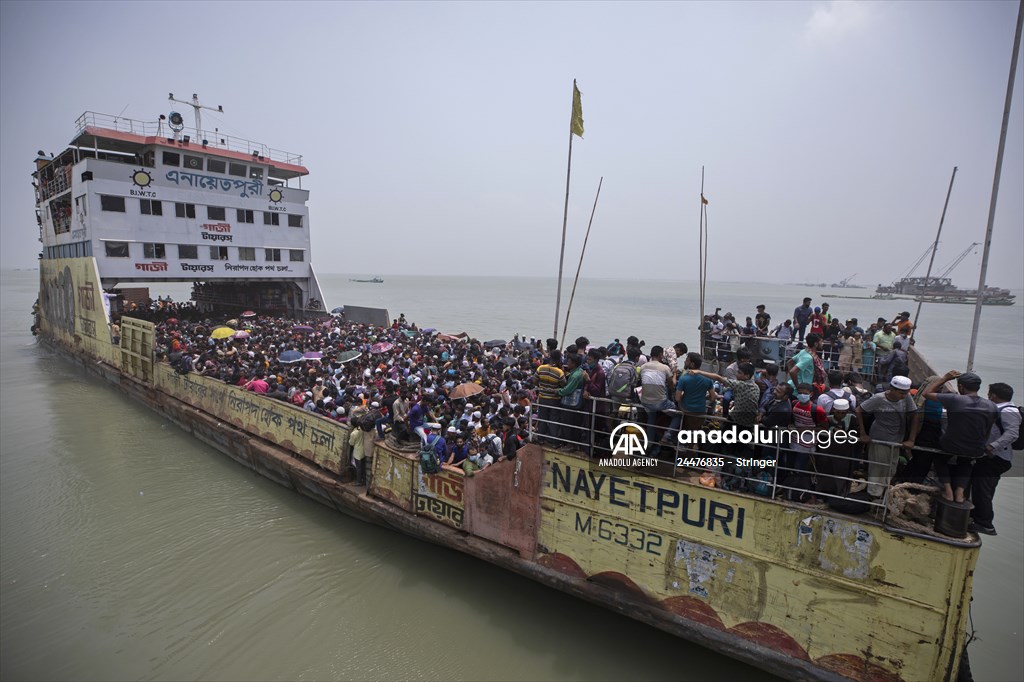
168,92,224,142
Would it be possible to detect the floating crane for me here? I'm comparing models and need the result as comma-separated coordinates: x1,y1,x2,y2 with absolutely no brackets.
935,242,980,280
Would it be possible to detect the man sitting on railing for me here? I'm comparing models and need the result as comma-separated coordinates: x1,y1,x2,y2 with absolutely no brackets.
640,346,680,456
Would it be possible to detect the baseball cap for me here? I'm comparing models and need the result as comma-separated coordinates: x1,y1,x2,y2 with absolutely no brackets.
957,372,982,390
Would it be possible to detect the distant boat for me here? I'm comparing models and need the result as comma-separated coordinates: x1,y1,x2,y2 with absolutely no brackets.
349,277,383,284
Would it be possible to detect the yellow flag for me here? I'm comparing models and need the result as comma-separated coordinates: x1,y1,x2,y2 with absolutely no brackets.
570,80,584,138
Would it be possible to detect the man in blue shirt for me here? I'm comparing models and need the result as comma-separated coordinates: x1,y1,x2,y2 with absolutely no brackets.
675,352,716,437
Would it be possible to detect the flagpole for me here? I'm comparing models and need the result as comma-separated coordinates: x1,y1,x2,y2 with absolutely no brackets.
698,167,705,330
554,128,573,341
967,0,1022,371
561,177,603,347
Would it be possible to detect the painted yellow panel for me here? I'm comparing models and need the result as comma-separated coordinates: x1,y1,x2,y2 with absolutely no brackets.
414,466,465,529
370,446,416,512
539,450,976,681
39,258,117,365
154,365,347,474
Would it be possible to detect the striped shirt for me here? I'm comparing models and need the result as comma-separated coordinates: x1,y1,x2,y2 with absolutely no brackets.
536,364,566,400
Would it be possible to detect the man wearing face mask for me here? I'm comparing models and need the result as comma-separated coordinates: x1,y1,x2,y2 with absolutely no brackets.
786,383,828,502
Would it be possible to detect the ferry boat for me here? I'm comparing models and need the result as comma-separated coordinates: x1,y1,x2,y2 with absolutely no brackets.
349,276,384,283
33,105,980,682
875,278,1016,306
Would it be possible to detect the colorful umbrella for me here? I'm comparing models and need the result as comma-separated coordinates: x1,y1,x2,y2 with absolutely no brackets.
226,319,239,327
303,351,323,360
167,318,179,325
450,382,485,399
211,327,235,340
370,342,393,354
293,325,314,333
331,306,345,314
241,311,256,318
279,350,303,363
233,330,251,339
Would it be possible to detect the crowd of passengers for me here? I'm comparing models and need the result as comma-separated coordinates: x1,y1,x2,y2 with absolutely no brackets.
125,294,1019,537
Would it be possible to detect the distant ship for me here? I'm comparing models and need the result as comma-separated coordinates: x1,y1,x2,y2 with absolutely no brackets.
349,276,383,284
830,274,866,289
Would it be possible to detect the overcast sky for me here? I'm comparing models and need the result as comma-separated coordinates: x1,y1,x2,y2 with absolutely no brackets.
2,1,1021,287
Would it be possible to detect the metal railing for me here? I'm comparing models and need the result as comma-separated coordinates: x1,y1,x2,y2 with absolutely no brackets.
529,395,946,524
698,333,914,388
74,111,304,166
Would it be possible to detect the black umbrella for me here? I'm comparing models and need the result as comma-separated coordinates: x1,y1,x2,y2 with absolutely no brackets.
483,339,506,348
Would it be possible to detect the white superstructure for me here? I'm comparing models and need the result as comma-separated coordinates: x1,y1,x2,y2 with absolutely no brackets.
34,106,327,315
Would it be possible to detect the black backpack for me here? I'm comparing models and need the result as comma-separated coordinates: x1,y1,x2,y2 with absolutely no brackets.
996,405,1024,451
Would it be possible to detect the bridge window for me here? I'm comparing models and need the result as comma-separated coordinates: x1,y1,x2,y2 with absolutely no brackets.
289,249,304,262
100,195,126,212
236,209,254,224
263,212,279,226
175,202,196,219
178,244,198,259
210,246,229,260
249,166,264,180
105,241,129,258
288,214,302,228
143,243,165,259
265,248,281,262
207,206,226,221
228,162,247,178
183,155,203,171
140,199,163,216
207,158,226,174
162,152,180,167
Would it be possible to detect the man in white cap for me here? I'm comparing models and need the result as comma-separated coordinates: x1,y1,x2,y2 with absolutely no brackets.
856,376,921,499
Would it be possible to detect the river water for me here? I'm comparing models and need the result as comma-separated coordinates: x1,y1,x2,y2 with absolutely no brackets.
1,270,1021,681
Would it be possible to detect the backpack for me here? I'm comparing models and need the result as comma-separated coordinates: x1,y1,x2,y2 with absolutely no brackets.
890,352,910,378
176,354,193,375
607,361,637,401
483,433,503,458
419,435,442,474
996,405,1024,451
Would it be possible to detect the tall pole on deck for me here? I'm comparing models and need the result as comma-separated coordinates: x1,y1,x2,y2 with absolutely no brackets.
967,0,1023,371
554,130,574,340
911,166,957,339
554,80,585,341
698,167,709,342
561,177,603,347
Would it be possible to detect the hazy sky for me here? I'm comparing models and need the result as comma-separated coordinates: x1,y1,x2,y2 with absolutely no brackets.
2,1,1021,287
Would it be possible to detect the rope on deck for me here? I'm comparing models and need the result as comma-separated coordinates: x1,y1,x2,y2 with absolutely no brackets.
884,482,971,541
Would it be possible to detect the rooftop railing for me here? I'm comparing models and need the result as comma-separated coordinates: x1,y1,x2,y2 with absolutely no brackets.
73,112,304,166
